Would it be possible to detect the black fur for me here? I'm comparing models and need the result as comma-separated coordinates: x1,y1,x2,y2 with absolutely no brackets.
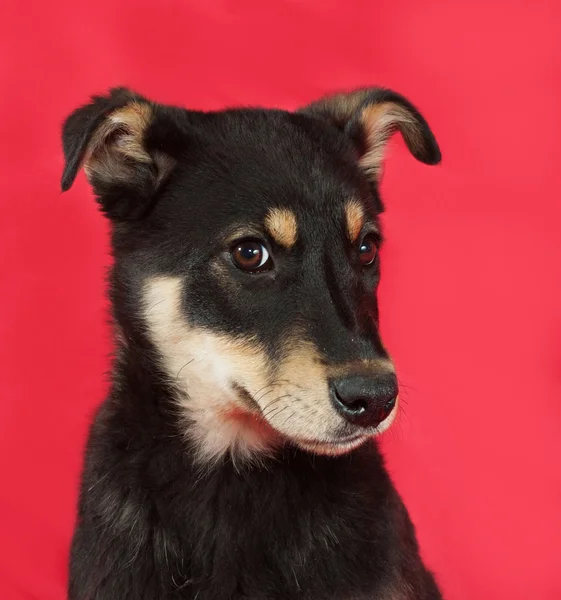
62,87,443,599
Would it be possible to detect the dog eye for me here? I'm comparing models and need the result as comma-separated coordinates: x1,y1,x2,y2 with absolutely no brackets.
232,240,271,272
358,233,378,267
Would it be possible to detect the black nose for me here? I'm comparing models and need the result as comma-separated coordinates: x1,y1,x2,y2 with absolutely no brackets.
331,374,398,429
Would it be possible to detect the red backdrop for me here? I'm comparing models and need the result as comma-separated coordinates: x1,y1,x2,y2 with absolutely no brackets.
1,1,560,599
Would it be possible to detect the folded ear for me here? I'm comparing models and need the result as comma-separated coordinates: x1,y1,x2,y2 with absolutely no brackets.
299,87,441,180
61,87,177,220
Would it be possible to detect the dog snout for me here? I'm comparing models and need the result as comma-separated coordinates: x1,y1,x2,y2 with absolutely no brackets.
330,373,398,429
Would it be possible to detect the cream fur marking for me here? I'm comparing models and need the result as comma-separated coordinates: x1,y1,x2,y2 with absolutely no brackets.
143,276,399,464
143,276,279,465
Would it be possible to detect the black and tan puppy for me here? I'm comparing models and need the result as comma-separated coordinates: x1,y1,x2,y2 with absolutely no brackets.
61,86,442,600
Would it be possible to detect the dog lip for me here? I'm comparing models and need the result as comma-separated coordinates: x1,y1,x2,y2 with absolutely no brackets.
296,433,369,446
294,435,370,456
332,433,367,444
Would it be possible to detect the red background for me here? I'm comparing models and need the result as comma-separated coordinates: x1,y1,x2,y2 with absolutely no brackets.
1,1,560,599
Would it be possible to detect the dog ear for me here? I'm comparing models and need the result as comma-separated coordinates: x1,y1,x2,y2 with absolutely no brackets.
61,87,178,220
299,87,441,180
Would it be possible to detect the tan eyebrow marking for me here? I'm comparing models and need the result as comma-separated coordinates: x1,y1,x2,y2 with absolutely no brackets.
264,208,298,248
345,200,365,243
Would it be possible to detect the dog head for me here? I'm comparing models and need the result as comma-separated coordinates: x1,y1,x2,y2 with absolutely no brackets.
62,87,440,464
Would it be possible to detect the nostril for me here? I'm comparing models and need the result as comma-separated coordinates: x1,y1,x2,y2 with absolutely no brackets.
336,393,368,415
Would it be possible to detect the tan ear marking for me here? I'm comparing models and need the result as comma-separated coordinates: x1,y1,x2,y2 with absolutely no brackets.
264,208,298,248
90,102,152,161
345,200,365,243
305,90,370,126
84,102,153,181
359,102,422,179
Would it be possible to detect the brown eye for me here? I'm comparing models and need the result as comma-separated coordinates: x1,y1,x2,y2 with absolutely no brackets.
358,234,378,266
232,240,271,272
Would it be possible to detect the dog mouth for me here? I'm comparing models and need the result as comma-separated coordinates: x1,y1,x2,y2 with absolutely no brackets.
231,382,396,456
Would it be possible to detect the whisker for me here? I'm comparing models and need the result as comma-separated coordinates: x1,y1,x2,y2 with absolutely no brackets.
264,405,291,423
176,358,195,379
255,387,279,403
146,299,166,313
254,380,303,402
261,395,294,421
280,412,296,430
261,392,296,410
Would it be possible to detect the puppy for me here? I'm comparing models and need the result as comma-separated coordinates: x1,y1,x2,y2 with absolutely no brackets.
61,86,443,600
